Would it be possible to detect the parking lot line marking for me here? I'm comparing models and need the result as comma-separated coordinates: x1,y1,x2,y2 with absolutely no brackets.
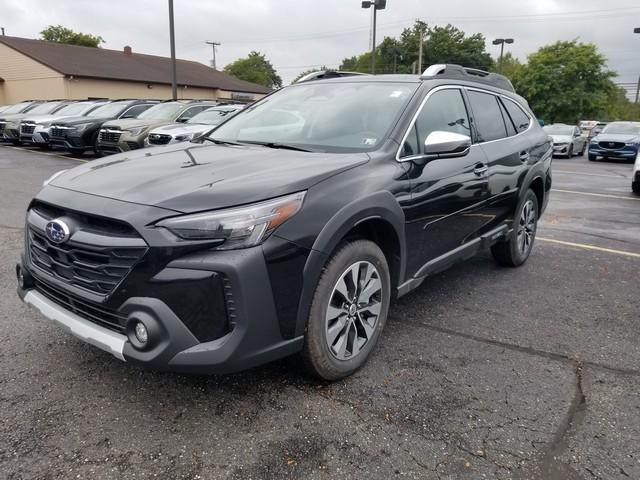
6,145,88,163
551,189,640,201
553,170,629,179
537,236,640,258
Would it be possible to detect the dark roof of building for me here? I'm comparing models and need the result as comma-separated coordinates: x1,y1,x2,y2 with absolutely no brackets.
0,36,271,95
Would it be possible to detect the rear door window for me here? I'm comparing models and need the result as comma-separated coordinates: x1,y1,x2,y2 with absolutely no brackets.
502,98,531,133
467,90,507,143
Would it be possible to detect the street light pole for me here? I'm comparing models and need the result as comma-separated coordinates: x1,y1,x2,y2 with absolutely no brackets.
361,0,387,74
634,28,640,103
168,0,177,100
492,38,514,74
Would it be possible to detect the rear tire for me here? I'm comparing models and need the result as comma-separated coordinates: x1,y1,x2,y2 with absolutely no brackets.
302,240,390,381
491,189,539,267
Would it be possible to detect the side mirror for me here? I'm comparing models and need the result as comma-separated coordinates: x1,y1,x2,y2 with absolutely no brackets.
423,131,471,158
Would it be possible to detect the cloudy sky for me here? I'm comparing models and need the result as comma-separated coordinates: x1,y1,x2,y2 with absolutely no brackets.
1,0,638,93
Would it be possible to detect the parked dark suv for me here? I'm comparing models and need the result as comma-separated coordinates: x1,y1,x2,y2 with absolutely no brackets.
48,100,159,155
16,65,552,380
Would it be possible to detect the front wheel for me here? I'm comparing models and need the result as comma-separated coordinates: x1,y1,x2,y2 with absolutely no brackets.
566,145,573,158
633,181,640,195
302,240,391,380
588,154,597,161
491,189,539,267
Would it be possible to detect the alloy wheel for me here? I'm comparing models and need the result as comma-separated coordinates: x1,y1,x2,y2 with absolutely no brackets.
517,199,536,255
325,261,382,361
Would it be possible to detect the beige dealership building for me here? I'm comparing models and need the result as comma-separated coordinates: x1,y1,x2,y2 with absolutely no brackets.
0,36,270,105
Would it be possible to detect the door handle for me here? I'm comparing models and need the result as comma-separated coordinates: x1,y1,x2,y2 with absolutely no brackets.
519,151,530,162
473,163,488,176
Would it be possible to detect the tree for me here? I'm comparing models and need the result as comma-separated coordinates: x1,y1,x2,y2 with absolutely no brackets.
492,52,522,81
601,87,640,121
339,22,493,74
512,41,616,124
224,51,281,89
291,66,328,84
40,25,104,48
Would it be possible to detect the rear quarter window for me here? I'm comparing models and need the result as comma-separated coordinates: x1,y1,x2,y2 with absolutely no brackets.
502,98,531,133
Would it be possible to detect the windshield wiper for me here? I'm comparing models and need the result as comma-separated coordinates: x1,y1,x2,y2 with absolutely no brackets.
243,141,313,152
200,137,243,146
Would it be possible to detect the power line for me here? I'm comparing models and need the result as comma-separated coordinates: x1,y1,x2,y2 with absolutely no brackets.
218,6,640,44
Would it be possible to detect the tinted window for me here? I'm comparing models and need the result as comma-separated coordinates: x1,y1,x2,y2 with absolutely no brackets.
467,91,507,142
503,98,531,133
121,104,153,118
498,99,517,136
178,106,210,121
401,88,471,157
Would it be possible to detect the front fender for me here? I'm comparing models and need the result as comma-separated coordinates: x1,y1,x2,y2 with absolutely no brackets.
293,190,406,337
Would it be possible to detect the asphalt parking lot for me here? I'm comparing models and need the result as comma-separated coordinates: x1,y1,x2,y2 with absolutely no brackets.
1,145,639,480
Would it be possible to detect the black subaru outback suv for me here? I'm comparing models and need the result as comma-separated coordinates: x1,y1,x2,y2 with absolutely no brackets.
48,100,159,155
17,65,552,380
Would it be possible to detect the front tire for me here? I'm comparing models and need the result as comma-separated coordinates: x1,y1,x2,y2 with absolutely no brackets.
566,145,573,158
633,181,640,195
302,240,391,380
588,154,597,161
491,189,539,267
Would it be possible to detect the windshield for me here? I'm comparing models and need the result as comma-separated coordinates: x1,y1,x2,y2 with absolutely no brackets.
543,125,574,135
26,102,65,115
54,102,101,117
209,82,418,152
138,103,184,121
188,107,241,126
602,123,640,135
87,102,128,118
3,102,33,114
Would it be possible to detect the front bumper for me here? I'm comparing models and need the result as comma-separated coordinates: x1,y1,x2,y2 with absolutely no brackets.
552,144,570,155
588,145,638,159
97,131,145,154
17,242,306,374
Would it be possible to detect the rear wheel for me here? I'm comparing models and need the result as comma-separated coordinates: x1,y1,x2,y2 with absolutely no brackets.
491,189,538,267
302,240,390,380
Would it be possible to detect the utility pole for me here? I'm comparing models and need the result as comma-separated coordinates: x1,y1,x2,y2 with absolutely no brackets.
206,41,221,70
361,0,386,74
168,0,177,100
417,27,424,73
1,27,5,36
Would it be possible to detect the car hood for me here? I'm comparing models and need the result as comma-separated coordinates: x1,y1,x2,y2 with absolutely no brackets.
0,113,32,123
549,135,572,143
103,118,167,130
53,116,110,126
21,113,82,125
592,133,639,143
149,124,211,135
49,142,369,213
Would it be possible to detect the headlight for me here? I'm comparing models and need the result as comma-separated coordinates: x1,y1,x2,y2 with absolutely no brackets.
73,123,92,132
625,142,637,147
156,191,306,248
42,169,68,186
127,127,146,136
174,133,194,142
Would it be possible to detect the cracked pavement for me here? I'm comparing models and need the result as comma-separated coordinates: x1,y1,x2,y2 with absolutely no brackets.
1,146,639,479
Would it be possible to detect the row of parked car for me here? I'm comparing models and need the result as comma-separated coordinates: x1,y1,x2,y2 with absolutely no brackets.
0,99,245,156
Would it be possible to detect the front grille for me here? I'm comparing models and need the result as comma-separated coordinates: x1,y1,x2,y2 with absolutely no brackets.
27,203,147,296
599,141,625,150
50,127,67,138
21,124,36,135
148,134,172,145
99,130,122,143
34,279,127,333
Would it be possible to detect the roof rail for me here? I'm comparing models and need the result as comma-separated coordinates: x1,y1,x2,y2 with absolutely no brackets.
421,64,515,93
295,70,370,83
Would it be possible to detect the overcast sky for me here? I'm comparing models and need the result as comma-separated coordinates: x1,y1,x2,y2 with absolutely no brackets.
1,0,638,94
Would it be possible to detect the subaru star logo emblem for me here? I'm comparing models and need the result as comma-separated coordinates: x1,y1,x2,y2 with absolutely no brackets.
45,219,70,244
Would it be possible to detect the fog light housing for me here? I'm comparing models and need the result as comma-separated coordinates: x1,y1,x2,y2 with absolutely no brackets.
134,322,148,345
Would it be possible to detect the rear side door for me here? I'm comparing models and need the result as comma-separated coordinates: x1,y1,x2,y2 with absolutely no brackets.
465,89,532,232
400,86,490,276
